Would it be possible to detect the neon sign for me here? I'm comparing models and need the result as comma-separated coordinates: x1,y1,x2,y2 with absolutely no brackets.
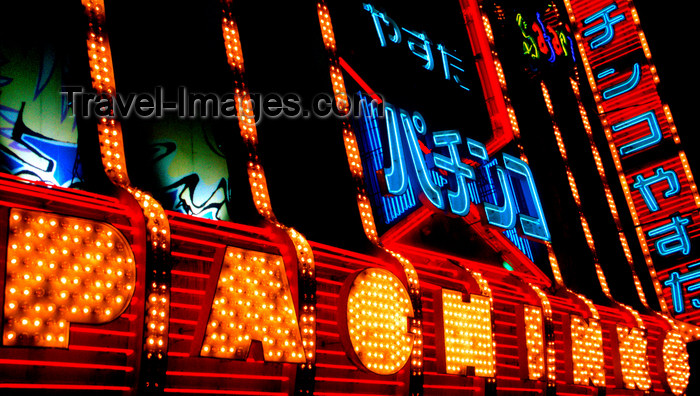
665,264,700,313
377,99,550,241
363,3,470,91
515,11,575,64
0,201,690,393
564,0,700,320
0,168,689,394
581,4,625,50
0,0,696,394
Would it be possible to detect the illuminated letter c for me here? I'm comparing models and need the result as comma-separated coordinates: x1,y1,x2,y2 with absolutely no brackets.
340,267,414,375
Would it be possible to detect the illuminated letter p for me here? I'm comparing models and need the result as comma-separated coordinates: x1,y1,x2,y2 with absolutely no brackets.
4,209,136,348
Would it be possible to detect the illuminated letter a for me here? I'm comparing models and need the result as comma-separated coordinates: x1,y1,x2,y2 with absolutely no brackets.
199,246,305,363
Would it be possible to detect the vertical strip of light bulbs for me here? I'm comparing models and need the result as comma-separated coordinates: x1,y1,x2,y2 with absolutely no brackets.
540,81,651,338
80,1,171,391
469,11,577,389
218,2,316,392
540,81,614,299
477,10,524,158
527,283,557,388
567,296,606,387
479,9,615,379
562,0,700,316
568,75,651,309
316,3,424,393
462,0,518,153
473,3,569,289
468,269,498,388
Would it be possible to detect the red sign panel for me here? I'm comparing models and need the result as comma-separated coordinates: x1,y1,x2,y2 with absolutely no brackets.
564,0,700,322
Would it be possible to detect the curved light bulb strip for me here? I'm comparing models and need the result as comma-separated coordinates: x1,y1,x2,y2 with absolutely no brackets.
539,80,658,390
646,314,690,394
316,2,424,387
526,283,557,385
662,330,691,396
472,6,525,155
539,80,660,367
568,75,651,308
470,271,493,303
80,1,171,387
462,269,498,380
539,80,616,301
219,2,317,390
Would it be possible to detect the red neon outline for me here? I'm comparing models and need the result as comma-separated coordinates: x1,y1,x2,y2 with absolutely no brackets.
0,359,133,372
171,287,207,296
68,345,135,356
166,370,289,381
422,385,482,391
338,57,382,104
164,389,285,395
70,327,136,337
459,0,515,153
313,393,390,396
167,352,190,357
315,377,403,385
315,363,358,370
0,384,131,391
170,318,199,325
171,269,211,279
0,172,123,205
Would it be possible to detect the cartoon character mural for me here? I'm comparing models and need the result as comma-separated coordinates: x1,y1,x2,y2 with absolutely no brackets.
147,118,231,222
0,41,82,187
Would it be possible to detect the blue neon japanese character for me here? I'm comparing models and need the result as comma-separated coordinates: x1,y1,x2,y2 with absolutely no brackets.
484,164,518,230
582,3,626,50
648,215,692,256
598,63,641,100
632,167,680,212
383,104,409,195
382,103,443,209
612,111,662,158
432,130,475,215
402,27,434,71
503,153,551,241
665,266,700,313
437,44,469,91
363,3,401,47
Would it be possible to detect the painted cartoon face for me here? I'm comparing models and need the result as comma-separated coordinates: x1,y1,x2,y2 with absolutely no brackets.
0,38,81,187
